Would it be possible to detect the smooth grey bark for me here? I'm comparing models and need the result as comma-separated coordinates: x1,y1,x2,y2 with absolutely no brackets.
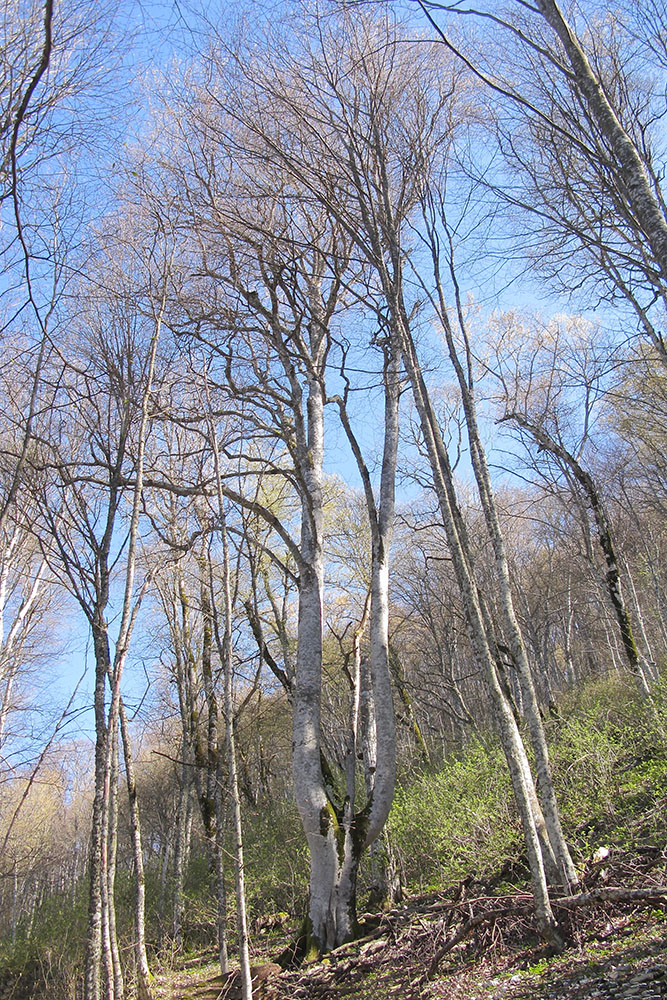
84,621,111,1000
228,14,563,941
361,655,402,907
219,548,253,1000
103,720,123,1000
363,340,400,850
118,699,152,1000
420,207,577,891
214,782,229,975
208,414,253,1000
171,761,193,948
533,0,667,305
621,554,658,682
200,569,229,976
291,339,333,952
333,333,401,909
397,314,561,945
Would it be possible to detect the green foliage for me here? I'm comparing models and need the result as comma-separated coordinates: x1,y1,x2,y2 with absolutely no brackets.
241,799,309,920
2,671,666,996
550,672,667,851
387,672,667,895
0,883,88,1000
388,738,521,890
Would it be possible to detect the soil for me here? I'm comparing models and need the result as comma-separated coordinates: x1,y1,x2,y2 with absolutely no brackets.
152,846,666,1000
153,902,666,1000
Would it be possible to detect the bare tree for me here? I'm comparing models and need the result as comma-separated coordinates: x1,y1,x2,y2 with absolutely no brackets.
490,312,654,699
216,4,567,944
1,0,126,540
141,46,401,949
28,227,171,1000
416,0,667,363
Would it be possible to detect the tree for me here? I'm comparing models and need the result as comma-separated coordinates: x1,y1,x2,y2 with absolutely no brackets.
0,508,53,753
490,311,655,698
1,0,124,537
29,225,172,1000
205,407,253,1000
416,0,667,363
217,4,569,944
141,41,401,950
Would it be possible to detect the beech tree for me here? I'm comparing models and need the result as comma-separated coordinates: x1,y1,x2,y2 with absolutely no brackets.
214,4,577,944
416,0,667,363
1,0,123,541
0,508,53,752
490,312,655,698
152,511,231,971
28,224,173,1000
140,41,401,949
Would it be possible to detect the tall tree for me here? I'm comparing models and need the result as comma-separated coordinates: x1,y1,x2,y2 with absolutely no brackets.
216,4,569,942
143,51,400,949
490,312,655,698
29,229,170,1000
417,0,667,363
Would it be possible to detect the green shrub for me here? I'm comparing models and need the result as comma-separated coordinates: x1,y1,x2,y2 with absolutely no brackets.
0,884,87,1000
242,799,309,921
388,738,520,891
550,671,667,851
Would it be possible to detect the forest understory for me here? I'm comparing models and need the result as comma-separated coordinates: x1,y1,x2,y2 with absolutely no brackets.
153,710,667,1000
151,901,667,1000
4,675,665,1000
152,677,667,1000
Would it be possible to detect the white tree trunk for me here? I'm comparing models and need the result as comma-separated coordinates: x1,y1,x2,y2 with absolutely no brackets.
536,0,667,314
207,410,253,1000
118,699,152,1000
396,311,562,946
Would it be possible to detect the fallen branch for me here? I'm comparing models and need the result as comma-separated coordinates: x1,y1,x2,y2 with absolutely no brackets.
428,903,532,978
553,885,667,910
427,884,667,979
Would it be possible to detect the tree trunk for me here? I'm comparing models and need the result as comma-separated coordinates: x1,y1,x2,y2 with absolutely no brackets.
209,423,253,1000
361,657,402,907
214,789,229,975
118,698,152,1000
396,309,562,947
508,414,653,699
171,768,192,948
84,623,110,1000
104,720,124,1000
291,360,363,952
425,219,578,892
536,0,667,327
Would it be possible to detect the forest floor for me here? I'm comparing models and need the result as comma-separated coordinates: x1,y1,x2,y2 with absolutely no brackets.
152,845,667,1000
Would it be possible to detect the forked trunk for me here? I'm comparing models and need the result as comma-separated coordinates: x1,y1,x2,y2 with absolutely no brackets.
305,807,364,953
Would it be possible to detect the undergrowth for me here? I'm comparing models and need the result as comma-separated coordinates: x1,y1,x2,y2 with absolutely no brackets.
2,671,665,999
